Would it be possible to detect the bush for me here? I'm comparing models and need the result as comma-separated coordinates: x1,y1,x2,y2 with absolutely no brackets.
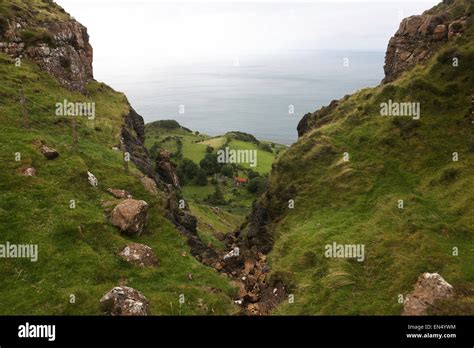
21,29,54,46
194,168,208,186
247,169,260,180
247,177,266,194
179,158,199,179
200,153,221,175
258,143,273,153
221,164,234,178
206,184,227,205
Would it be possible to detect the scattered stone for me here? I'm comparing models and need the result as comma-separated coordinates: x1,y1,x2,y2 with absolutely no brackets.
213,262,223,271
87,171,98,187
100,286,149,316
403,273,454,315
40,145,59,160
188,272,193,281
247,303,259,315
140,176,158,195
223,247,240,260
244,260,255,274
110,199,148,236
234,299,243,305
118,243,159,267
22,167,36,177
107,188,132,199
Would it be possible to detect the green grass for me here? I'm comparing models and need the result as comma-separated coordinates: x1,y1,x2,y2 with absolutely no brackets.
0,53,238,315
257,14,474,315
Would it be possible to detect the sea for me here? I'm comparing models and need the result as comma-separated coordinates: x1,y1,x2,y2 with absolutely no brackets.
97,50,385,145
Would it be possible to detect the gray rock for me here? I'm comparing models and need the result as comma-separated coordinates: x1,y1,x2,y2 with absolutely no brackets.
100,286,149,316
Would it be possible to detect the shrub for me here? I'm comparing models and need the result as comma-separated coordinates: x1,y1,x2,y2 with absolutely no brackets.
194,168,208,186
206,184,227,205
200,153,221,175
221,164,234,178
179,158,199,179
258,143,273,153
247,176,266,194
21,29,54,46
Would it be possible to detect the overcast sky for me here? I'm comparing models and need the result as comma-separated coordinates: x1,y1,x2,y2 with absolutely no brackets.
55,0,439,74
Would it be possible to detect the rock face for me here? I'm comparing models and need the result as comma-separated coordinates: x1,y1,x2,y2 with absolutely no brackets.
100,286,149,316
297,99,340,137
120,107,158,185
0,3,93,93
156,149,180,188
111,199,148,236
403,273,455,315
118,243,159,267
383,5,469,83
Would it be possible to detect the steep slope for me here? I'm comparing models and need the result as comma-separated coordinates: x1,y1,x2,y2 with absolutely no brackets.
242,0,474,315
0,0,237,315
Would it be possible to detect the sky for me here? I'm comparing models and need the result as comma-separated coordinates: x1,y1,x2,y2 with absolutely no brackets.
55,0,440,75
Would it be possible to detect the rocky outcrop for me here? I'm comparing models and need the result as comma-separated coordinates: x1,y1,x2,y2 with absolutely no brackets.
110,199,149,236
118,243,159,267
383,1,470,83
120,107,160,184
0,2,93,93
100,286,149,316
297,99,340,137
403,273,454,315
156,149,180,188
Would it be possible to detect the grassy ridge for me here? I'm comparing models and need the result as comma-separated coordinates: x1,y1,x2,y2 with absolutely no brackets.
262,22,474,315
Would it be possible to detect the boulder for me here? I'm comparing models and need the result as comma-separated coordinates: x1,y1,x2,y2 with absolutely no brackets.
87,171,98,187
107,188,132,199
100,286,149,316
140,176,158,195
110,199,148,236
403,273,454,315
22,167,36,176
40,145,59,160
118,243,159,267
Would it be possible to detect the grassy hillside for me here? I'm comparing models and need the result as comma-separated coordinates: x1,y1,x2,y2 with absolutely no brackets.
256,14,474,315
0,53,238,315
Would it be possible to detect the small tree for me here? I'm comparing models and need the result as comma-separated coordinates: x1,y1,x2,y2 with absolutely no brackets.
221,164,234,178
194,168,208,186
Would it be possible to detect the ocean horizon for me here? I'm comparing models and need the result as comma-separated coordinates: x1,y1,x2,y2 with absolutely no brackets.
97,49,385,145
